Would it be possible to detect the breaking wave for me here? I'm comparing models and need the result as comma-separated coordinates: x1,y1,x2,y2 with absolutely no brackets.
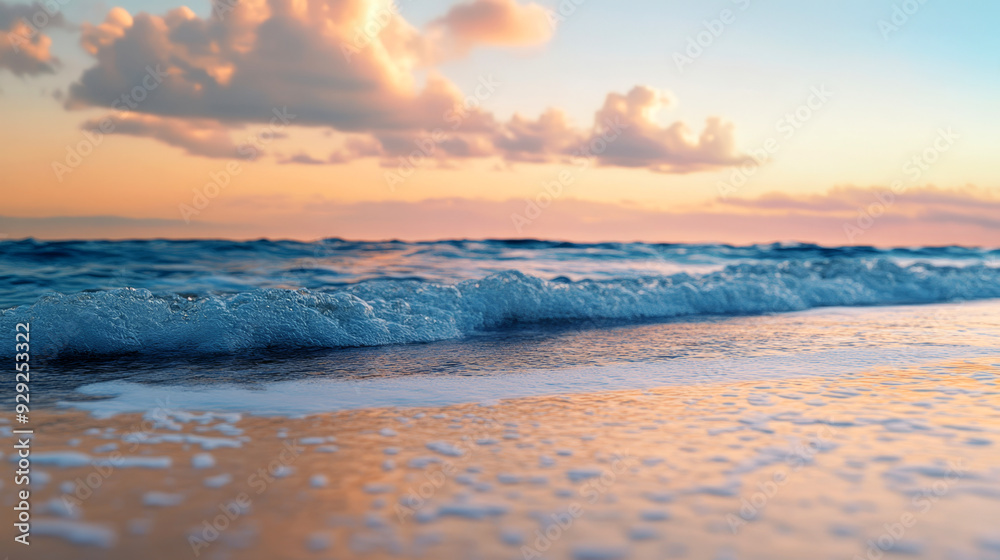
4,259,1000,358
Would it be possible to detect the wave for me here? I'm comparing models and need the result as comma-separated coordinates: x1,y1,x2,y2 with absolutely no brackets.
3,238,999,309
3,259,1000,358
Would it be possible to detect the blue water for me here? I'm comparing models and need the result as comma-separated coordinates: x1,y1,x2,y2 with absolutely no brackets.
2,239,1000,361
7,240,1000,560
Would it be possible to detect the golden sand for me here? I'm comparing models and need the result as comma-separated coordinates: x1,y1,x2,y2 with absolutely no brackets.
3,358,1000,560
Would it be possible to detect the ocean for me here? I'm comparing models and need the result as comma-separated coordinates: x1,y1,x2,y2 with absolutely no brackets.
3,239,1000,405
3,239,1000,559
5,239,1000,356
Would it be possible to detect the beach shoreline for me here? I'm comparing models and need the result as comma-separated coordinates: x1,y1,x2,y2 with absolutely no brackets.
4,358,999,559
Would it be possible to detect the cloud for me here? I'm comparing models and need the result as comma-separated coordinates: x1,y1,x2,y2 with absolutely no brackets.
718,190,859,213
279,153,329,165
429,0,553,52
278,135,384,165
231,187,1000,245
81,113,241,158
63,1,744,173
0,1,67,76
266,85,743,173
493,108,584,163
12,186,1000,246
66,1,487,131
588,86,743,173
490,87,744,171
717,185,1000,217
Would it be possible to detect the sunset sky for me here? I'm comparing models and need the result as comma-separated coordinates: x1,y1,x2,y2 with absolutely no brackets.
1,0,998,245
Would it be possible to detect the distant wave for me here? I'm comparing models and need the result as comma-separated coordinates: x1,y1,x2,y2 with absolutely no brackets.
4,259,1000,358
2,238,998,309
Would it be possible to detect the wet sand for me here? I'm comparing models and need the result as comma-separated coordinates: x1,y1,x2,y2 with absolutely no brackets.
3,358,1000,560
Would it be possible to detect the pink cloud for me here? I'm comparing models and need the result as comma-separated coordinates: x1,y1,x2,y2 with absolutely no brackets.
0,1,68,76
81,113,241,158
279,135,384,165
429,0,553,52
493,108,585,163
11,186,998,246
717,185,1000,217
63,1,744,173
275,189,1000,245
590,87,743,173
67,2,467,131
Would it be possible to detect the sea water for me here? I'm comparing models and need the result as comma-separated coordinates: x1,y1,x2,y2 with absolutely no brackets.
2,239,999,559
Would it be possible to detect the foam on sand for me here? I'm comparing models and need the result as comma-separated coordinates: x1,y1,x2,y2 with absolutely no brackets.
33,518,117,548
14,359,1000,559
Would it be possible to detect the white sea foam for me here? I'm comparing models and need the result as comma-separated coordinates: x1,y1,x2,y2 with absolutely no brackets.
203,473,232,488
34,518,117,547
102,456,172,469
61,336,1000,418
27,452,91,468
310,475,328,488
191,453,215,469
426,441,465,457
43,498,80,519
437,502,509,519
16,452,171,469
143,492,184,507
122,432,242,450
6,262,1000,358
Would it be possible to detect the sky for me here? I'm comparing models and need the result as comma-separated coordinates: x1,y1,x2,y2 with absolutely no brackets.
1,0,998,245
